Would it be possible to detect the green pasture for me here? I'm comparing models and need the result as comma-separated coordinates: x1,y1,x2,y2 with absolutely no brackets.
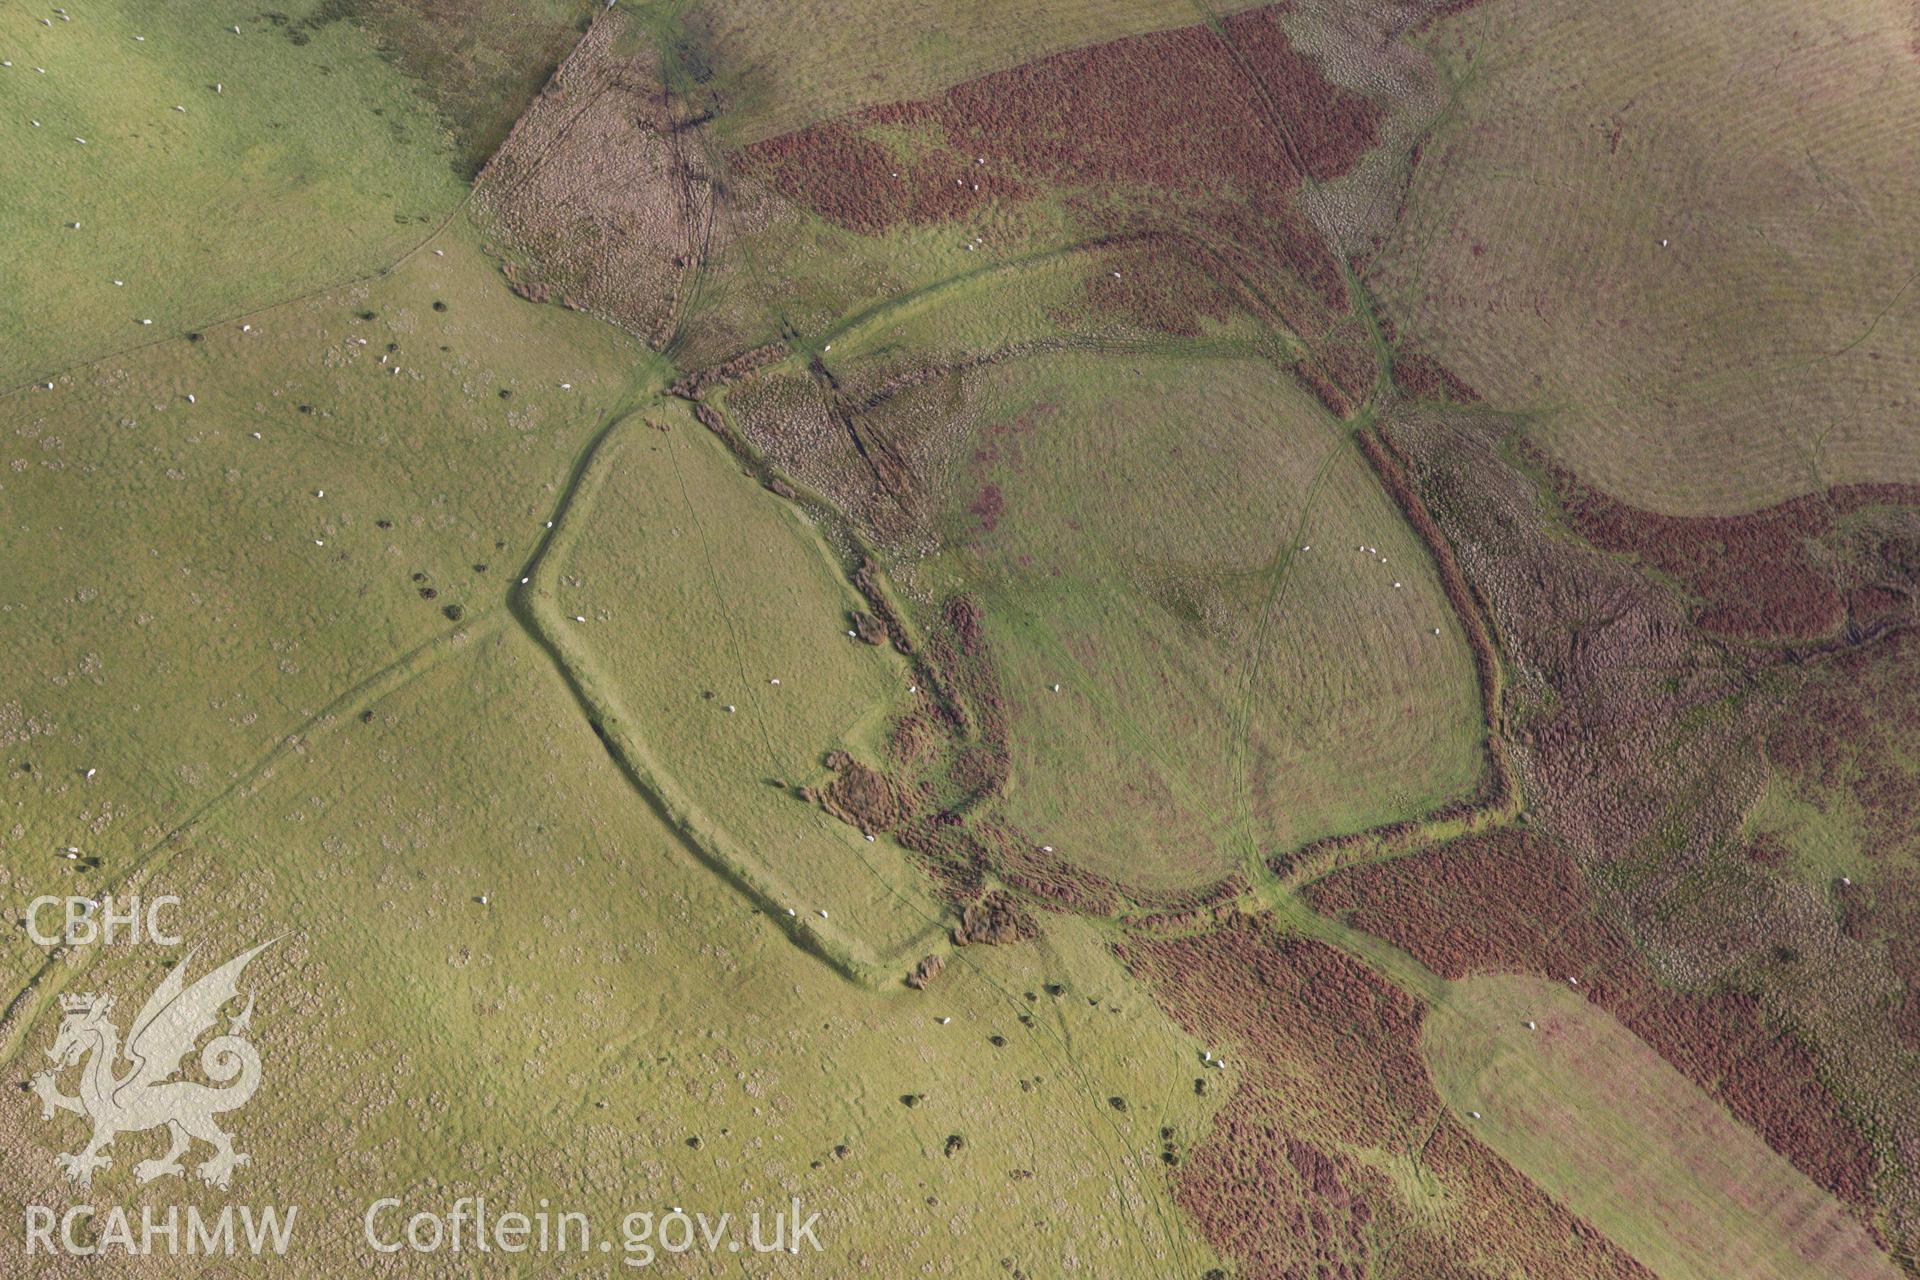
546,405,946,967
0,632,1226,1274
0,0,468,386
916,351,1485,891
0,215,652,1007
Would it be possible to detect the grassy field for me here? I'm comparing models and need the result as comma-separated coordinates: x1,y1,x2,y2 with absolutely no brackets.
0,630,1227,1275
654,0,1378,374
679,146,1107,371
0,215,651,1003
310,0,597,175
1743,774,1869,888
1370,0,1920,514
1423,973,1903,1280
0,0,469,386
544,404,946,967
7,0,1915,1275
914,351,1485,890
816,232,1262,365
0,10,1234,1265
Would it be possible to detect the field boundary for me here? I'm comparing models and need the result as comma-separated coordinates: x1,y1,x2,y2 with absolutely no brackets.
506,408,948,988
0,612,507,1068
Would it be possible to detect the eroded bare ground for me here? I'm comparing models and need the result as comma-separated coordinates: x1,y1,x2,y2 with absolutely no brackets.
470,0,1920,1274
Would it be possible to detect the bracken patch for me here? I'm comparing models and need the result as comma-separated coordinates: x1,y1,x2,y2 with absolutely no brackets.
1767,628,1920,861
1529,441,1920,641
1375,403,1920,1255
1122,914,1652,1280
1304,831,1879,1217
740,5,1379,340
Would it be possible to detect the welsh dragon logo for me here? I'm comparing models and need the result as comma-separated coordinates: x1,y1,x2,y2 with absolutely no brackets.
30,940,276,1190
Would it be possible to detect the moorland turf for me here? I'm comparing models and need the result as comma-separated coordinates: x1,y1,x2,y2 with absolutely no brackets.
6,0,1920,1276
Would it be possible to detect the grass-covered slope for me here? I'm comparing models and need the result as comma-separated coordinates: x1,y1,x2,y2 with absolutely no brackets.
0,0,467,385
